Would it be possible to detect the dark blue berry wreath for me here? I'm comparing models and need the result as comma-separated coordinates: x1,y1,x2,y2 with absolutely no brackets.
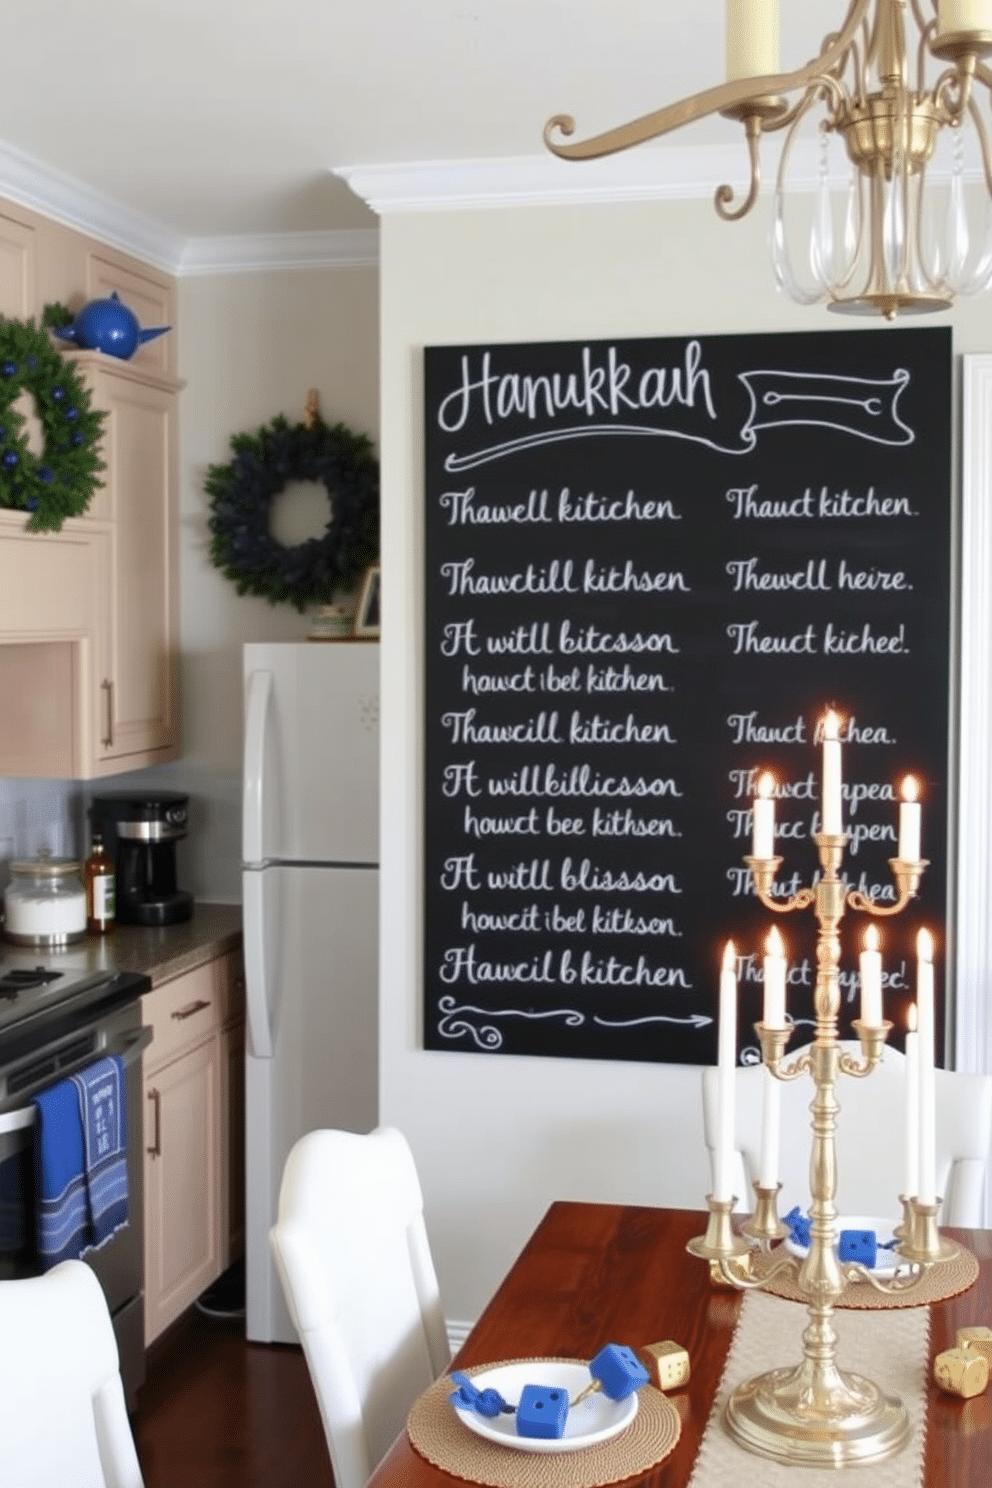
205,413,379,611
0,314,106,532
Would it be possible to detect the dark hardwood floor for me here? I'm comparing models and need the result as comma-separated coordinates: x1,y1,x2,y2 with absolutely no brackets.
133,1307,336,1488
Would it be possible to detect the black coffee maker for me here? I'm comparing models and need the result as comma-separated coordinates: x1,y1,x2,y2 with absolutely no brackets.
90,791,194,926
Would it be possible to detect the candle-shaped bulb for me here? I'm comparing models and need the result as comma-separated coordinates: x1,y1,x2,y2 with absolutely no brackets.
752,771,776,860
726,0,780,80
899,776,922,863
821,709,843,835
859,923,883,1028
762,925,787,1030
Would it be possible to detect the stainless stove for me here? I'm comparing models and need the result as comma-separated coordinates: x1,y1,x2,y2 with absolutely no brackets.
0,959,152,1406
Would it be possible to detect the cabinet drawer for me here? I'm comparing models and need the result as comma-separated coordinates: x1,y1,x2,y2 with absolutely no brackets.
142,961,219,1069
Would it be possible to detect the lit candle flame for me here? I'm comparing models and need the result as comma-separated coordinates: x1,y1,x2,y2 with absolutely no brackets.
864,924,880,952
758,771,775,798
908,1002,918,1033
722,940,736,972
902,775,919,803
823,709,840,740
766,926,784,956
917,927,934,961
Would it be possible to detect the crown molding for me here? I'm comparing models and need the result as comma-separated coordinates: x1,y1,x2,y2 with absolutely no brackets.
335,142,779,214
177,228,380,276
0,139,186,274
0,138,379,277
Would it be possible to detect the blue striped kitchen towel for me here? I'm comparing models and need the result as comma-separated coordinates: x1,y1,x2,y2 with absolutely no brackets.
32,1076,91,1266
32,1054,128,1265
71,1055,129,1250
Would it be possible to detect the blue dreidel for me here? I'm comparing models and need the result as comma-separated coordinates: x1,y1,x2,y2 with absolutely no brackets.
448,1371,509,1417
516,1383,570,1439
573,1343,649,1406
784,1207,812,1248
838,1229,878,1268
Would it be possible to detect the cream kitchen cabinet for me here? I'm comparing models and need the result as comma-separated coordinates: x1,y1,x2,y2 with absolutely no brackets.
0,351,181,778
141,948,245,1345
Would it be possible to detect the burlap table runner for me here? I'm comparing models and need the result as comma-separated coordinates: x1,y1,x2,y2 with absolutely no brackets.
407,1357,681,1487
687,1289,930,1488
754,1242,979,1308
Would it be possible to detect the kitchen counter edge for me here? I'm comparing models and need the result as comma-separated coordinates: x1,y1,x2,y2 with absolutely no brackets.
0,901,243,987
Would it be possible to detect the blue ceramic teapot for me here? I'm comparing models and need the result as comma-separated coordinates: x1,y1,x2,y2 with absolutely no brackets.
54,292,170,360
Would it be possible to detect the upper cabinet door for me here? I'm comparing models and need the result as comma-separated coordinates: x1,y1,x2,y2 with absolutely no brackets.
0,210,34,318
85,359,181,770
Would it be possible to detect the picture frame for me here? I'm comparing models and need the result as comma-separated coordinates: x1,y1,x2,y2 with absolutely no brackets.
354,564,381,638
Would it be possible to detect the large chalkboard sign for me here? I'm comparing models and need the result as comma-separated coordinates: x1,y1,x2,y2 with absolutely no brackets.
423,328,951,1066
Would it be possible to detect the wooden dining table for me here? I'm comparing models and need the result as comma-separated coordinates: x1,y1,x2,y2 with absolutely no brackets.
369,1202,992,1487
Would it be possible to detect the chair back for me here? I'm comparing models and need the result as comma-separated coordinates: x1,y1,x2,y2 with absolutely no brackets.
0,1260,144,1488
701,1042,992,1226
270,1126,450,1488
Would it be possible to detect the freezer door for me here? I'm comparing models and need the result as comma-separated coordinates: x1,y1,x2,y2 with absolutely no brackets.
244,862,379,1344
243,641,379,865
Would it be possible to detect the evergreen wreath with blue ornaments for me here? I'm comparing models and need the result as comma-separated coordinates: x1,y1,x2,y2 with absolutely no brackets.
0,313,107,532
205,402,379,612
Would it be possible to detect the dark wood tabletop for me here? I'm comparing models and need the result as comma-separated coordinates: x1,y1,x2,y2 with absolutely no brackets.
369,1202,992,1487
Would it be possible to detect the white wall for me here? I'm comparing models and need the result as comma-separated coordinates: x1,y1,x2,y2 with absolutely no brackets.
111,264,380,900
377,193,992,1328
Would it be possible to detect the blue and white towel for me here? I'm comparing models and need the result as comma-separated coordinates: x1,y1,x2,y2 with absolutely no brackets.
32,1055,128,1267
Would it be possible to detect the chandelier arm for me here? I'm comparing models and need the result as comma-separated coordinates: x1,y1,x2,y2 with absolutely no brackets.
715,117,762,221
763,75,850,136
968,92,992,197
544,0,872,160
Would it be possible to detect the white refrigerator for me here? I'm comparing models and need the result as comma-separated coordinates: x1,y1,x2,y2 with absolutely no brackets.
242,641,380,1343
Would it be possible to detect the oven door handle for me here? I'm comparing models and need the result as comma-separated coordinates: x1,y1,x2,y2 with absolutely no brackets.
0,1024,154,1134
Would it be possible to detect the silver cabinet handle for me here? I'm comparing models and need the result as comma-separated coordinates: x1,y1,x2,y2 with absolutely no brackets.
171,998,211,1021
146,1087,161,1157
101,678,114,748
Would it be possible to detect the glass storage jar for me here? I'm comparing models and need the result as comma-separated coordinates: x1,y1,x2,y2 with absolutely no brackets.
2,849,87,946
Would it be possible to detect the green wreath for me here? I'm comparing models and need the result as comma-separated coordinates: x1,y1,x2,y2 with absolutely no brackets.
205,412,379,611
0,313,107,532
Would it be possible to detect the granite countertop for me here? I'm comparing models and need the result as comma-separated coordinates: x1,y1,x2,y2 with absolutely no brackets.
0,901,243,988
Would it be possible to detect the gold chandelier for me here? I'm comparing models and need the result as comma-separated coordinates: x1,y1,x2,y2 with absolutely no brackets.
544,0,992,319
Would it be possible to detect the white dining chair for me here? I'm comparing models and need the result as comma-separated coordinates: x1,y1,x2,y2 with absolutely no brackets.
270,1125,451,1488
0,1259,145,1488
701,1041,992,1226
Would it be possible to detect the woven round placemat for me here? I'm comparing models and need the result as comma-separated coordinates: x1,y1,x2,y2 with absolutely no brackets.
407,1359,681,1488
753,1242,979,1308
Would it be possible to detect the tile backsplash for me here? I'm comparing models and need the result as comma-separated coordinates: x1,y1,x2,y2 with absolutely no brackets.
0,777,86,891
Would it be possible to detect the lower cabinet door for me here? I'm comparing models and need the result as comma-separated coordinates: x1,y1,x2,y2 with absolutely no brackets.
143,1034,220,1344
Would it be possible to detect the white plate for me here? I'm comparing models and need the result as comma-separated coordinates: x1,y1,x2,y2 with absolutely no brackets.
784,1214,905,1280
451,1359,638,1454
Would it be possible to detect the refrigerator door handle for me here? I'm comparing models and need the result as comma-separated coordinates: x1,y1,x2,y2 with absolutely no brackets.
243,869,274,1059
243,667,274,865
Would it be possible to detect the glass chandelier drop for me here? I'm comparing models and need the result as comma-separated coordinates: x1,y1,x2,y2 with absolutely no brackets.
544,0,992,319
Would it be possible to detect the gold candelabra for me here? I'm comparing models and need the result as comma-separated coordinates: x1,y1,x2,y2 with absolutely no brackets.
688,824,953,1468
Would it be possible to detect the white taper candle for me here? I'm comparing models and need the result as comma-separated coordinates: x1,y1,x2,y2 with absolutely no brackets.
904,1002,920,1200
916,929,937,1206
762,926,787,1030
714,941,738,1203
899,776,921,863
859,924,883,1029
821,709,843,835
752,771,776,859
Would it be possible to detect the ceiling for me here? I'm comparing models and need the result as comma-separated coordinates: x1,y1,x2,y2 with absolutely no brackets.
0,2,838,264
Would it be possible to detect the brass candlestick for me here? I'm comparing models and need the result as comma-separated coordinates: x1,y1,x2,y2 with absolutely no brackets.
688,824,936,1468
